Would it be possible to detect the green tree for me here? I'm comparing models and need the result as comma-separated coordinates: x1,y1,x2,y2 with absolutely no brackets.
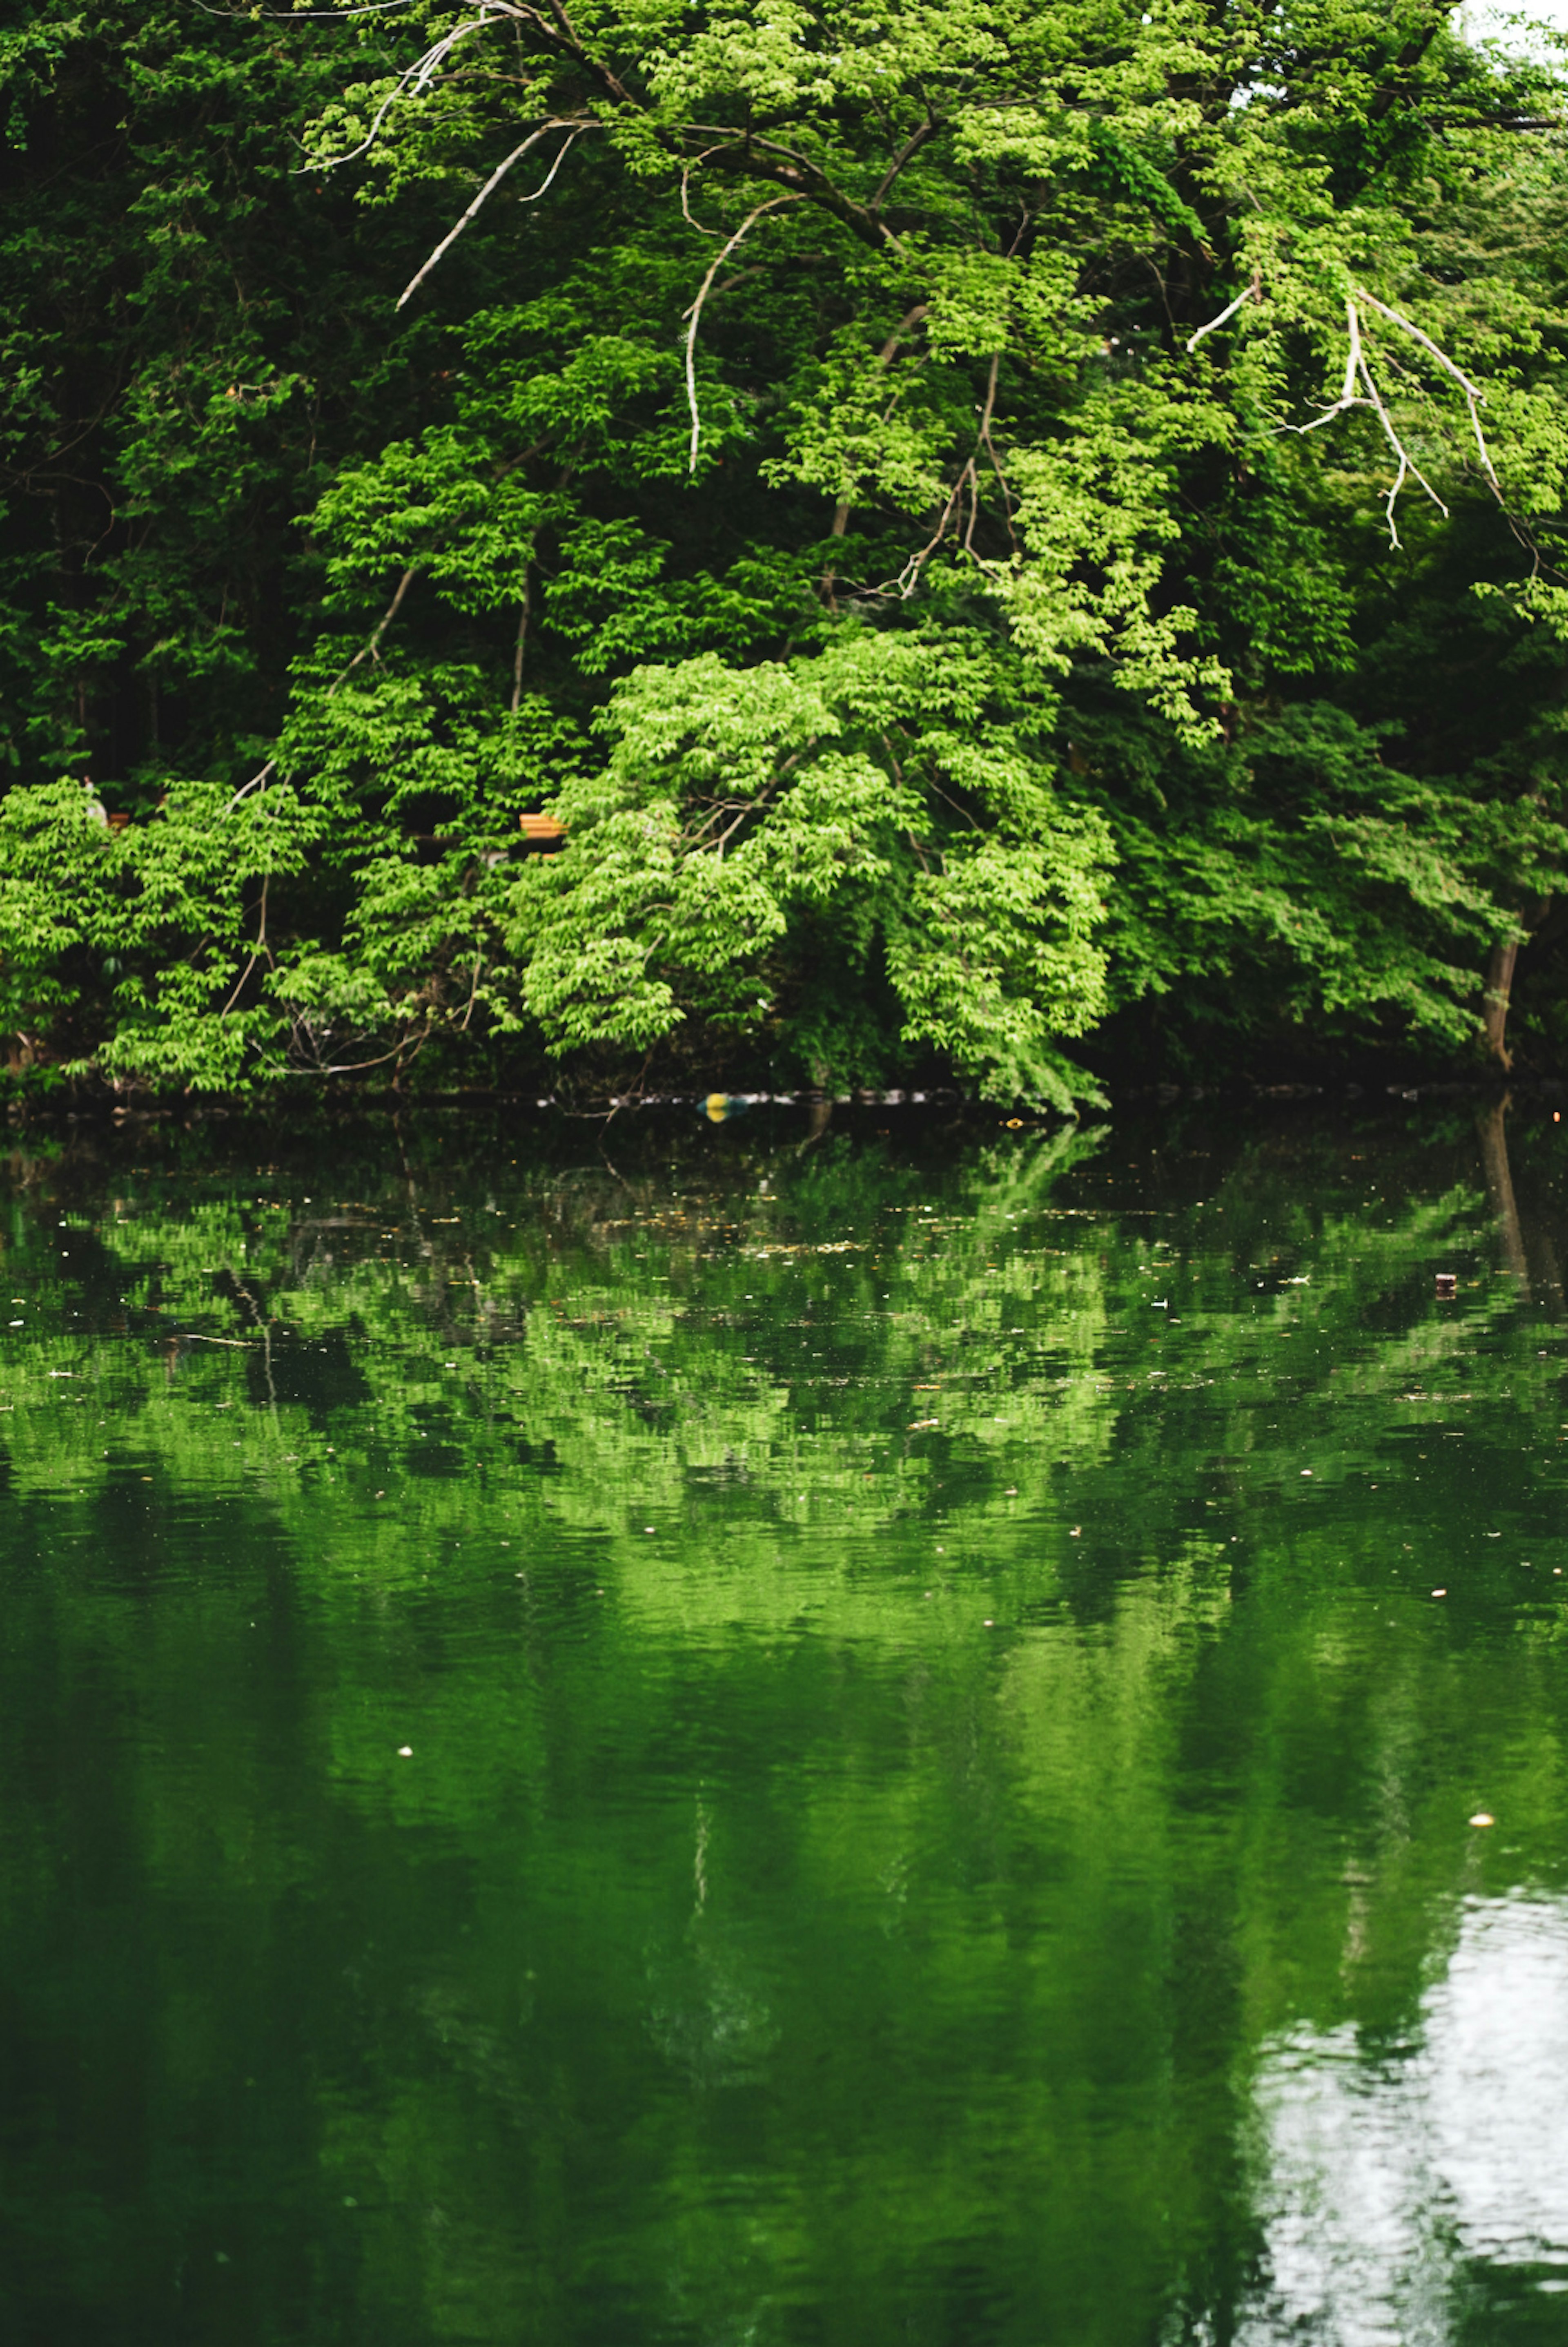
4,0,1568,1092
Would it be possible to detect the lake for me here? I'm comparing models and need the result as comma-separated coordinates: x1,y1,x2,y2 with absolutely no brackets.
1,1095,1566,2345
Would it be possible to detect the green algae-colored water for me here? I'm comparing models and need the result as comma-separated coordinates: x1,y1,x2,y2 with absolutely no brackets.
2,1098,1568,2345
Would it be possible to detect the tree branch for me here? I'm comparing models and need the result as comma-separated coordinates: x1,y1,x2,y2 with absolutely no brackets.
330,564,420,690
220,876,270,1018
1185,272,1261,353
1354,285,1499,484
1285,296,1366,435
828,303,929,543
307,13,490,171
871,110,942,206
396,120,595,308
973,348,1016,553
685,196,802,472
1354,339,1448,546
510,559,532,712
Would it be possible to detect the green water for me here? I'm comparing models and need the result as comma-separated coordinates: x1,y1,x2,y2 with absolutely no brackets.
2,1100,1568,2345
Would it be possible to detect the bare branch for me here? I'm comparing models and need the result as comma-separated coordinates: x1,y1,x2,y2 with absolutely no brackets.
1338,297,1361,409
1281,300,1452,545
684,127,901,252
196,0,419,17
1355,286,1499,484
397,121,593,308
458,951,484,1030
685,196,801,473
680,150,729,236
305,1028,434,1078
330,564,420,690
220,877,270,1019
974,349,1017,553
1354,341,1448,545
869,348,1014,600
1185,273,1261,354
894,460,974,599
307,14,490,172
497,0,638,106
510,561,532,714
227,759,276,814
1284,297,1367,435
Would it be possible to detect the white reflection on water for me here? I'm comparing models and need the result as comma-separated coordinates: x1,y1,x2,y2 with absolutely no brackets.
1239,1896,1568,2345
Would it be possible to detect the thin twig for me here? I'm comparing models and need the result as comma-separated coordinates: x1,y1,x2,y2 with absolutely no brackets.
510,561,532,712
685,196,800,472
225,563,420,813
680,151,728,236
458,951,484,1029
1355,286,1499,483
396,121,592,308
197,0,417,17
302,1028,434,1078
220,875,270,1018
1355,344,1448,544
330,564,419,691
308,15,488,173
227,759,276,813
1185,274,1260,353
895,460,974,598
973,349,1016,553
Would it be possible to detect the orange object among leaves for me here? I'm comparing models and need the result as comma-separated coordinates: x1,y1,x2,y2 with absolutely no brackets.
519,813,566,849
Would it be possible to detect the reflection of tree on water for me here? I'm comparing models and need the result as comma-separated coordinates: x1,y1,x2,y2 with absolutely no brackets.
1476,1097,1564,1314
1477,1098,1530,1296
644,1932,781,2091
646,1800,780,2090
5,1113,1568,2345
1240,1898,1568,2345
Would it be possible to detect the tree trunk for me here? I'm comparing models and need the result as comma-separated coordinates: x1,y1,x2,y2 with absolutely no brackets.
1483,937,1520,1069
1483,895,1552,1070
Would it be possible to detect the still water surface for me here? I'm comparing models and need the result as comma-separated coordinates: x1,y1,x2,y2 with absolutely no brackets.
2,1100,1567,2345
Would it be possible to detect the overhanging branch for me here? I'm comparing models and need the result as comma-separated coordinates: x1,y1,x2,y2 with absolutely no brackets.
397,119,597,308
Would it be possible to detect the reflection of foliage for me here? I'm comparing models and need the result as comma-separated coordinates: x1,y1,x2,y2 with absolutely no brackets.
0,1108,1566,2341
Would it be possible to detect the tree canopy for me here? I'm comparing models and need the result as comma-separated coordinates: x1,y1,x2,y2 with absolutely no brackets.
4,0,1568,1096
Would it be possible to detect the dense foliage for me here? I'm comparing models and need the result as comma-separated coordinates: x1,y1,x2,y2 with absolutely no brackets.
4,0,1568,1097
